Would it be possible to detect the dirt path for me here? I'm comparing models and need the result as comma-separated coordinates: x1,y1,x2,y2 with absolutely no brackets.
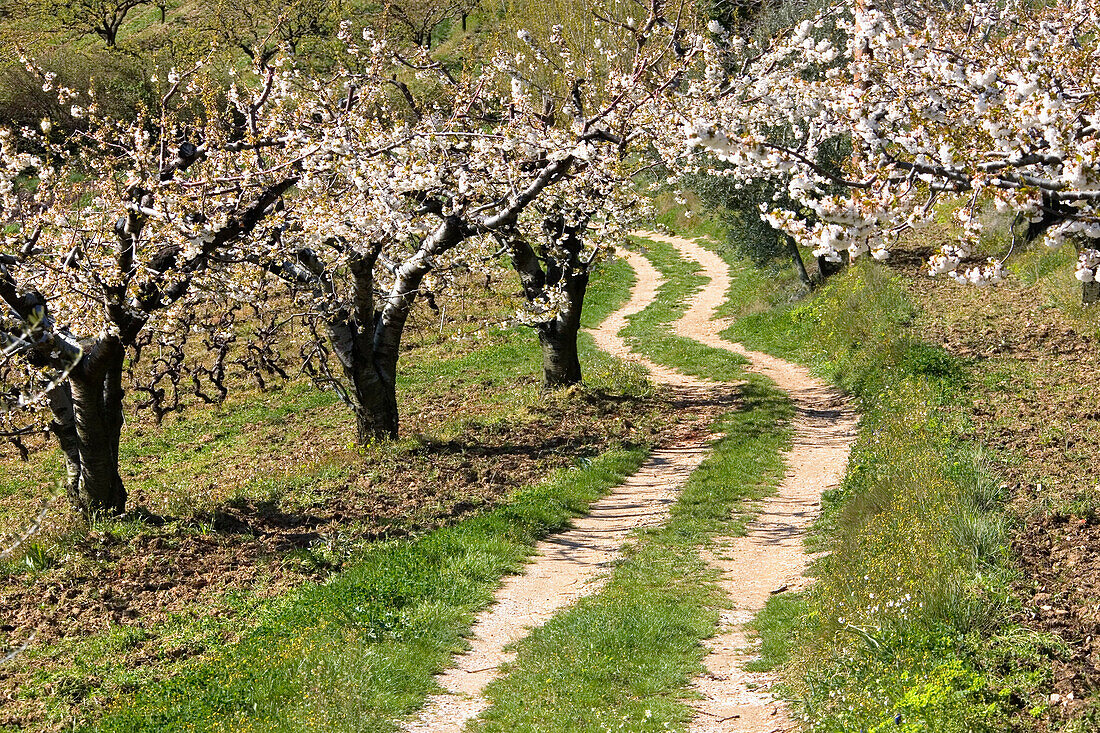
403,233,855,733
403,250,718,733
647,232,858,733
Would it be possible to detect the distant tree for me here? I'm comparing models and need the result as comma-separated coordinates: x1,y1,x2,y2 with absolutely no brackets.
205,0,345,63
684,0,1100,289
18,0,154,47
378,0,476,48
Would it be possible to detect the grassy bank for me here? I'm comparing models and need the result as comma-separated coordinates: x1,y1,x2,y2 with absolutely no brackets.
723,259,1061,731
3,258,666,732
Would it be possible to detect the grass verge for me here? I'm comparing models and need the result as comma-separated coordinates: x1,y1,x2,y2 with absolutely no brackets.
725,259,1063,731
90,448,648,733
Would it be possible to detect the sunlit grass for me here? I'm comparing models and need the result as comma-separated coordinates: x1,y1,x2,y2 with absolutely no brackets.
725,259,1061,732
471,241,793,732
622,234,749,381
5,256,653,732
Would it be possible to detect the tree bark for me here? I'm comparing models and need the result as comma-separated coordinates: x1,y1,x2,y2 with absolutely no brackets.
538,318,583,387
538,262,588,387
816,249,848,280
351,369,399,441
326,313,399,442
785,234,812,288
47,338,127,517
507,225,590,387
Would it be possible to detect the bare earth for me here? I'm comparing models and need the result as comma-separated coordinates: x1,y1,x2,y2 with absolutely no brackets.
402,233,856,732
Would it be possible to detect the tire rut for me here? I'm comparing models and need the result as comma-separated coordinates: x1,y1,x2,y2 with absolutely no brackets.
402,232,855,733
402,245,718,733
644,232,857,733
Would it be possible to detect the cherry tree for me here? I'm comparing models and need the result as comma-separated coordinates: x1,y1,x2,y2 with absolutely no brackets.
488,5,702,386
499,171,637,387
11,0,154,48
839,0,1100,286
680,0,1100,288
0,59,307,516
253,9,701,437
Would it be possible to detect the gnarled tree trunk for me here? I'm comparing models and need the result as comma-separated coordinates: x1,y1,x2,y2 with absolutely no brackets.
326,310,400,442
507,220,591,388
536,270,588,387
288,218,471,444
47,338,127,516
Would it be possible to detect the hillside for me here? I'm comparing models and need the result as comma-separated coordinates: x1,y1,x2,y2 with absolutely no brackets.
1,0,1098,729
0,212,1096,731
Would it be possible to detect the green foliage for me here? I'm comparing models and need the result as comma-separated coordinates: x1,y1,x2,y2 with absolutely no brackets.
0,47,154,129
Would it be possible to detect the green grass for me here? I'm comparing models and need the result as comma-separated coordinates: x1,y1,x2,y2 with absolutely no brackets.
3,255,655,732
88,448,648,733
718,259,1061,731
59,258,650,733
469,241,795,731
473,392,791,733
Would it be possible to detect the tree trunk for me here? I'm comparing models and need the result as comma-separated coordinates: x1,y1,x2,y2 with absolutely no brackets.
48,340,127,517
538,320,583,387
816,249,849,280
785,234,812,288
348,361,399,442
537,271,588,388
327,314,399,442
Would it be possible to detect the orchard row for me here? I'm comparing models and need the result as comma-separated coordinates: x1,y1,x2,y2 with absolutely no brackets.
1,0,1095,517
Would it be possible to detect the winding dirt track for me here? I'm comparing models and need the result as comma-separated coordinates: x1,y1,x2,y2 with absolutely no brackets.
660,233,858,733
403,246,716,733
402,232,855,733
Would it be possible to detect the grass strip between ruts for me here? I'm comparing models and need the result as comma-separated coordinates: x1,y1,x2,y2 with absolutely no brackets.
470,239,795,732
620,235,750,383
